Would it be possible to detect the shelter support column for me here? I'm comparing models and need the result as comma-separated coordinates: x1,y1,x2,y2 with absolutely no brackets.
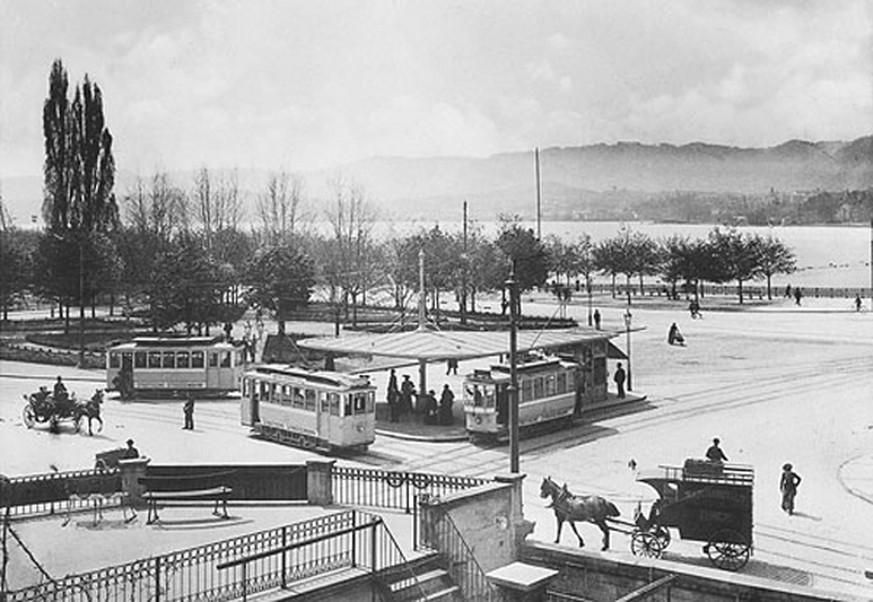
419,359,427,403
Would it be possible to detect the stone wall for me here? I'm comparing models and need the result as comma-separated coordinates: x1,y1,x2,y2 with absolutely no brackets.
419,473,534,573
522,541,854,602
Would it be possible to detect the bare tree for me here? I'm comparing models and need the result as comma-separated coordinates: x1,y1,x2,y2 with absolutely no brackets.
323,174,379,326
256,171,306,243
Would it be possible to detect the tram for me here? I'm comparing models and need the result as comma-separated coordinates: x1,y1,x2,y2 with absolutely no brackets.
464,354,580,441
106,336,245,398
241,364,376,452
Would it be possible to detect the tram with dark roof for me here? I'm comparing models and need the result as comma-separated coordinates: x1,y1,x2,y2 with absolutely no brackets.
463,354,580,441
106,336,245,398
241,364,376,452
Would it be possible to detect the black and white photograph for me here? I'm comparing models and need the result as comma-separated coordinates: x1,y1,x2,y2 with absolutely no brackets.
2,1,873,600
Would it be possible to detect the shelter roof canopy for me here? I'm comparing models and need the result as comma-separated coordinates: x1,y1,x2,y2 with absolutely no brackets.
297,327,617,361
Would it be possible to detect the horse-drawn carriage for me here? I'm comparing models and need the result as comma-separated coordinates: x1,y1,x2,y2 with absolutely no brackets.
629,459,754,571
22,389,104,435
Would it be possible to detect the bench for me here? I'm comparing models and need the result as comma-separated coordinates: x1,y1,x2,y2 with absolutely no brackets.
139,472,234,524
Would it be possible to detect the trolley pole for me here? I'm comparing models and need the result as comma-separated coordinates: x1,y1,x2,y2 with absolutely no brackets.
507,266,520,474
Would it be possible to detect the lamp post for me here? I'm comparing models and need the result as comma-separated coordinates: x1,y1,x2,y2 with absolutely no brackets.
506,266,520,474
587,277,593,327
623,309,633,391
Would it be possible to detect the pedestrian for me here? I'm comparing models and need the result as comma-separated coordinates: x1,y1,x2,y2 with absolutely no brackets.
785,284,792,299
387,369,399,423
780,463,802,515
668,322,685,346
400,375,415,415
794,287,802,306
613,363,626,399
423,390,439,425
689,299,702,319
439,384,455,426
705,437,728,463
593,309,601,330
122,439,140,459
446,358,459,376
854,294,862,312
183,393,195,430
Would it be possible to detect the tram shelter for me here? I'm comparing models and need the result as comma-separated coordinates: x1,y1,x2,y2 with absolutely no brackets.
297,326,626,412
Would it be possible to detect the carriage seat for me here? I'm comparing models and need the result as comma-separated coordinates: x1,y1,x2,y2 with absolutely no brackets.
138,472,234,524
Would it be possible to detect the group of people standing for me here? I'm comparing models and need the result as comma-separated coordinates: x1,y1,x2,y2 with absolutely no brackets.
385,368,455,426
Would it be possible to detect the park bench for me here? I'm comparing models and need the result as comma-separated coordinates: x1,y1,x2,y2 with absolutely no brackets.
139,471,234,524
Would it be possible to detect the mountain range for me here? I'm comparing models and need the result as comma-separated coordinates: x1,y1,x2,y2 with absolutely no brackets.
3,136,871,225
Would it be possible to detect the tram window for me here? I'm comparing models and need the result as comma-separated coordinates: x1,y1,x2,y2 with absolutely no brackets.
148,351,161,368
353,392,367,414
259,381,270,403
109,352,120,368
533,377,544,399
292,387,305,409
162,352,175,369
305,389,316,411
242,379,249,396
367,391,375,413
329,393,340,416
176,351,190,368
320,392,329,413
343,395,352,416
209,353,219,368
221,352,231,368
546,375,556,396
557,373,567,394
134,352,146,368
521,380,533,402
191,351,204,368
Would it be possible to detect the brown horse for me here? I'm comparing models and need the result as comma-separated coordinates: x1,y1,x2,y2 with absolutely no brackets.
540,476,620,550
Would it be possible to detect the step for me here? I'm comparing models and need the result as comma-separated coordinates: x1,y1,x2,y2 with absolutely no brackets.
390,568,457,602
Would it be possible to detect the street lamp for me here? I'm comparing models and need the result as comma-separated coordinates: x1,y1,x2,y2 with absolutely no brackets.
506,265,520,474
587,278,593,327
623,309,633,391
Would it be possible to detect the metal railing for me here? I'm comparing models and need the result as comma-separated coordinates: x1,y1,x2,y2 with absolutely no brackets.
2,468,123,518
418,503,504,602
332,465,490,514
6,510,370,602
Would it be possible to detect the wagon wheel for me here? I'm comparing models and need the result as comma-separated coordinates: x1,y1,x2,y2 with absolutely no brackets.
651,524,671,549
22,404,36,428
704,528,751,571
630,530,664,559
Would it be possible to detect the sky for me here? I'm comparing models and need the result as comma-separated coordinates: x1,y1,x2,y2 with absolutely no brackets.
1,0,872,179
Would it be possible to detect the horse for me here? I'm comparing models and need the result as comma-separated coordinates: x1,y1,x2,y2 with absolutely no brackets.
540,476,620,551
76,391,104,436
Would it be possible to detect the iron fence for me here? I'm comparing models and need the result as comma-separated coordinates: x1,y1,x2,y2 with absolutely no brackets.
1,468,123,518
5,510,378,602
332,465,490,514
418,503,504,602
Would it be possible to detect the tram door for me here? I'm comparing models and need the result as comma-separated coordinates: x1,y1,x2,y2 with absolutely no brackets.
496,384,508,426
317,392,332,441
241,378,259,426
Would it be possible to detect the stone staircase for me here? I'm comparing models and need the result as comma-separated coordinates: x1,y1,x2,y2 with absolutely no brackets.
376,552,462,602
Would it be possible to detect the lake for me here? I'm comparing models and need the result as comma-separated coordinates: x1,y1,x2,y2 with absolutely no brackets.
374,220,872,290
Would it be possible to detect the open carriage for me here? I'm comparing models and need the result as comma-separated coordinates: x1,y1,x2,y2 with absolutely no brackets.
630,459,754,571
21,390,103,435
22,391,85,432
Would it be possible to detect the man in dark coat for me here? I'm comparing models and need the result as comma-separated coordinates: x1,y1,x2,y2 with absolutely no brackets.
400,375,415,415
183,393,195,430
439,384,455,426
705,437,728,463
613,363,626,399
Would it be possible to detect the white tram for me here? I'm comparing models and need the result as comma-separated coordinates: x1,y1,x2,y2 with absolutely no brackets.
464,355,579,441
241,364,376,452
106,336,245,397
